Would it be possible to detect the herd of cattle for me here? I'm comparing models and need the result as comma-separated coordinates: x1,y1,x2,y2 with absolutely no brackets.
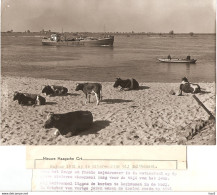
12,77,201,137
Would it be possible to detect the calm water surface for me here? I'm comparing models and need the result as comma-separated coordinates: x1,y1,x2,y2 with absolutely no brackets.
1,34,216,82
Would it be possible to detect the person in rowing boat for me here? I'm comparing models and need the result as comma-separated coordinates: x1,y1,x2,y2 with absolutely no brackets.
186,55,191,60
168,54,171,60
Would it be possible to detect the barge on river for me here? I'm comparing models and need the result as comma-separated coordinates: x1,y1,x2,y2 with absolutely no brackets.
42,33,114,47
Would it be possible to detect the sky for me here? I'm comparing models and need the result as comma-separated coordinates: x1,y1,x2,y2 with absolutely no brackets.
1,0,216,33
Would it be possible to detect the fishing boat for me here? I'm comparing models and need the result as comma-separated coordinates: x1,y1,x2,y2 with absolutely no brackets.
158,58,197,63
42,33,114,47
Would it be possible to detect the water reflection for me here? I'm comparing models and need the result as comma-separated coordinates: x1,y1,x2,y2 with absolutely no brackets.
159,62,197,81
185,63,190,74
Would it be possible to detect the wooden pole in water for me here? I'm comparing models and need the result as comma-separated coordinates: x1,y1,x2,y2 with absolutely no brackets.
193,95,215,120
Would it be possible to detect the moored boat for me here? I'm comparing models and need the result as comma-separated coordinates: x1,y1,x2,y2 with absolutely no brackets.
158,58,197,64
42,33,114,47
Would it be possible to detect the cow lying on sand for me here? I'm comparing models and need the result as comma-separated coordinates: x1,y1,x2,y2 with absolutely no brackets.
13,92,46,105
75,83,102,105
113,78,139,90
43,111,93,137
179,77,201,95
42,85,68,96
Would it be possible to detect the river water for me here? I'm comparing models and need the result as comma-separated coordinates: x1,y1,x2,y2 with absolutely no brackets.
1,34,216,82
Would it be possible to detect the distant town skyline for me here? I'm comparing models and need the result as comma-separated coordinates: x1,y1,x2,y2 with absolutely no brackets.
1,0,216,33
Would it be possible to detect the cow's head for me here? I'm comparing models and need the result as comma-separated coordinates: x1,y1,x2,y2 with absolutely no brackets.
75,83,83,91
43,112,60,128
42,85,53,95
36,95,46,105
113,78,121,88
13,92,21,101
182,77,189,83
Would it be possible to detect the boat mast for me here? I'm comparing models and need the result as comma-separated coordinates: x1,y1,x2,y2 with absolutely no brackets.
104,24,106,37
61,27,66,41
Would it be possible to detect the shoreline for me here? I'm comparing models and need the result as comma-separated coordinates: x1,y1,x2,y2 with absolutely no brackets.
1,75,216,145
1,74,215,83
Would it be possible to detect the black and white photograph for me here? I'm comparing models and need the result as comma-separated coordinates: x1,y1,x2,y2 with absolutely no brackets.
1,0,216,145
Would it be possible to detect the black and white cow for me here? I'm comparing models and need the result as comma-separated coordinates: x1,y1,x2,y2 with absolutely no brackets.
42,85,68,96
43,111,93,137
179,77,201,95
13,92,46,105
75,83,102,105
113,78,139,90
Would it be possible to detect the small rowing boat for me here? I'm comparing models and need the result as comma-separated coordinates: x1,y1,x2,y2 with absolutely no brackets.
158,58,197,63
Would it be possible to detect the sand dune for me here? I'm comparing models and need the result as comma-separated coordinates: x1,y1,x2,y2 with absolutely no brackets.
1,76,215,145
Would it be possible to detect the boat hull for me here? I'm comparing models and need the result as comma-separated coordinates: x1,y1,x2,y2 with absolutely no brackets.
42,37,114,47
158,58,197,63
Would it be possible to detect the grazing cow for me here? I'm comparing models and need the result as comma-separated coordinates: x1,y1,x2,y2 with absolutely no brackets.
179,77,201,95
75,83,102,105
13,92,46,105
43,111,93,137
42,85,68,96
113,78,139,90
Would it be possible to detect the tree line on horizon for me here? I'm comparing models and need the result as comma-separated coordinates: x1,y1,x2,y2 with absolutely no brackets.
3,29,212,36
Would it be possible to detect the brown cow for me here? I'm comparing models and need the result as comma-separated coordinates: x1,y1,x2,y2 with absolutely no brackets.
113,78,139,90
75,83,102,105
43,111,93,137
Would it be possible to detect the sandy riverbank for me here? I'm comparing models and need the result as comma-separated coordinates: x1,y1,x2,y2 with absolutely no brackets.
1,76,216,145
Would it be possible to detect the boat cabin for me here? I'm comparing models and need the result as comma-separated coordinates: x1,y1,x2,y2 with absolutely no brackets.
50,34,61,42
